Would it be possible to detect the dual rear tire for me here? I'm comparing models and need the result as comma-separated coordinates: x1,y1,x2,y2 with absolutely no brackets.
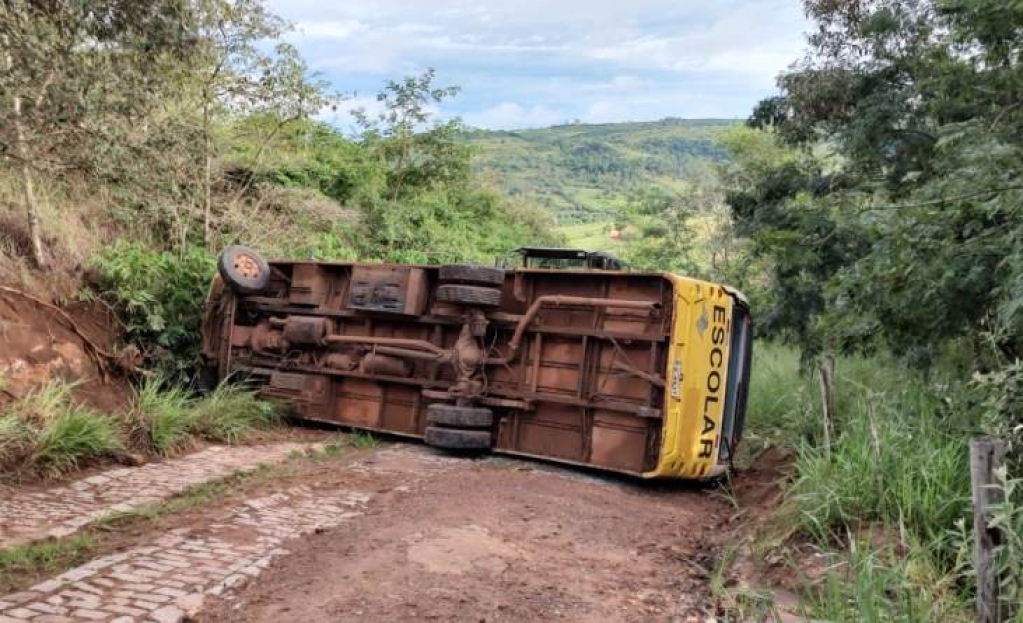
435,264,504,307
424,403,493,451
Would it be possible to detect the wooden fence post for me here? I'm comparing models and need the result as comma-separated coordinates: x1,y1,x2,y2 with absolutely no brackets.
817,355,836,456
971,436,1008,623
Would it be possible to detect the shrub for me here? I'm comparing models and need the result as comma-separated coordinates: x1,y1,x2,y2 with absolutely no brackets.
91,242,215,382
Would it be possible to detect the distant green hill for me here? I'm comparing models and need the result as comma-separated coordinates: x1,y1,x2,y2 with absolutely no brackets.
463,118,738,225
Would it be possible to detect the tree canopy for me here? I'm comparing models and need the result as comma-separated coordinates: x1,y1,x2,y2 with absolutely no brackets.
728,0,1022,368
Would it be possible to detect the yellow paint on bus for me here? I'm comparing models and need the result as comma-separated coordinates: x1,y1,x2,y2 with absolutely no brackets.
644,275,734,479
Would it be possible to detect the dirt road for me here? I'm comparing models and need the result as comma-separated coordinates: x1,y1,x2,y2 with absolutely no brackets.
1,440,733,622
200,445,728,622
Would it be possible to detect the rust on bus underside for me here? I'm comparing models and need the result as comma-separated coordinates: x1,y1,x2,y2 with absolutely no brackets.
201,260,677,475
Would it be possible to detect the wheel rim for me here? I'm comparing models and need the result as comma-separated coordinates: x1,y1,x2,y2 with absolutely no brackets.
234,253,262,280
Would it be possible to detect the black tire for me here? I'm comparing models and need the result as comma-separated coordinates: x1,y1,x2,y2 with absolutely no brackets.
427,404,493,428
435,284,502,307
424,426,492,450
218,246,270,294
438,264,505,287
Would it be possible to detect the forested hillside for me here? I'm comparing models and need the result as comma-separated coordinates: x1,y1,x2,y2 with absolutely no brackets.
463,119,734,223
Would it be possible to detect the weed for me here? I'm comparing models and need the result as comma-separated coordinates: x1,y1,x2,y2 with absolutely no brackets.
806,534,969,622
306,434,348,459
4,381,77,424
32,407,122,475
191,383,279,444
0,534,98,593
0,412,35,471
710,545,780,621
0,381,122,477
744,343,980,620
129,377,197,455
349,430,381,449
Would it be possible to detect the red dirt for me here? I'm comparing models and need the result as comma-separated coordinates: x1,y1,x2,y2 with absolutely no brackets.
200,452,731,623
0,285,131,413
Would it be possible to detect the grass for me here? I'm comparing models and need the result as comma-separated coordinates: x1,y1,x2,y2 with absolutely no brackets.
130,377,279,455
805,535,970,622
190,382,279,444
32,408,122,475
740,342,981,621
130,378,195,455
0,382,122,477
1,378,280,479
348,430,381,449
0,534,99,593
95,462,292,528
2,435,363,594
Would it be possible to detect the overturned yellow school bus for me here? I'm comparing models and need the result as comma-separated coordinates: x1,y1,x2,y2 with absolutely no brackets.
200,246,752,480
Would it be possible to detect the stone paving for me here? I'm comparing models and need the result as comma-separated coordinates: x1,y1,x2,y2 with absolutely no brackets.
0,485,371,623
0,444,465,622
0,443,320,549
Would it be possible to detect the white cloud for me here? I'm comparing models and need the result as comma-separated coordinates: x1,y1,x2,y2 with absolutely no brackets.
580,101,632,124
268,0,809,128
294,20,367,40
462,102,565,130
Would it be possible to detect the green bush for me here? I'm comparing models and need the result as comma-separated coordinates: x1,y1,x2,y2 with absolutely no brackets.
91,242,215,381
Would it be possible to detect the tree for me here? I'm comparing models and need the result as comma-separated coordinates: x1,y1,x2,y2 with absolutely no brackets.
187,0,333,246
0,0,193,266
354,69,468,201
190,0,279,247
726,0,1023,365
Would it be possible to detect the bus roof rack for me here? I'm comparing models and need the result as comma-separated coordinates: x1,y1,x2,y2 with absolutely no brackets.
513,247,627,270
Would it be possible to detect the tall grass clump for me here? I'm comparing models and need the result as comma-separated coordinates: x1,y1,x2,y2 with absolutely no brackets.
806,536,970,623
129,377,197,455
191,383,279,444
131,378,280,452
0,382,122,476
744,342,986,620
788,376,973,551
747,343,975,551
743,344,818,452
33,408,122,475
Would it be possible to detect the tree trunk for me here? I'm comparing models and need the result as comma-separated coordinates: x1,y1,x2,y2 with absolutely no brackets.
12,95,46,268
202,99,212,249
16,144,46,268
5,41,46,267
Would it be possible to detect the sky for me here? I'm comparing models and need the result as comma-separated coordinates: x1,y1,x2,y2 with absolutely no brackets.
266,0,809,131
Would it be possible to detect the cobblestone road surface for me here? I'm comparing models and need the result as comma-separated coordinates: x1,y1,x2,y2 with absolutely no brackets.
0,443,320,549
0,446,461,623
